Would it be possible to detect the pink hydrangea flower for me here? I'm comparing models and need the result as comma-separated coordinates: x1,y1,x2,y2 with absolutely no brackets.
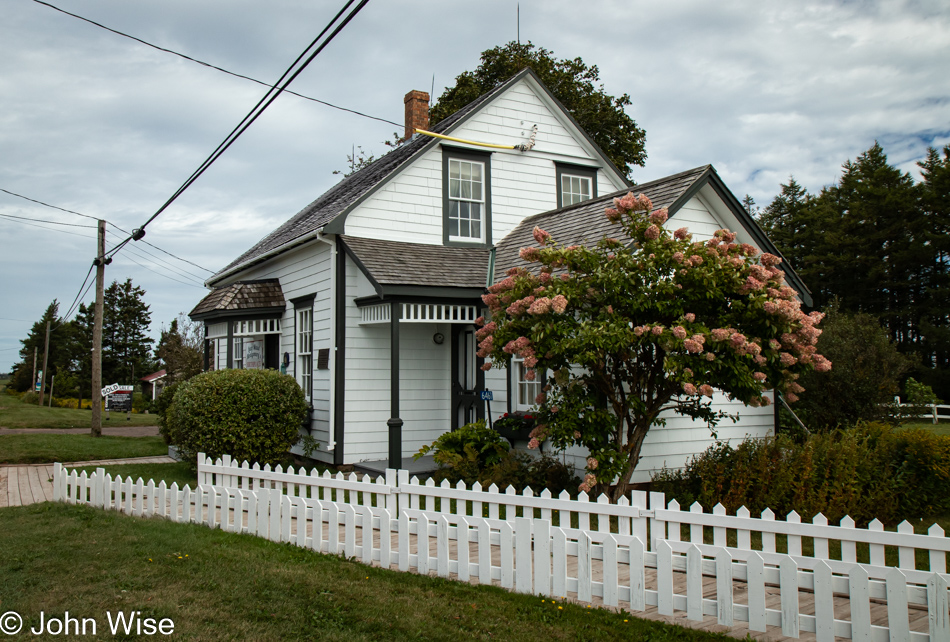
684,339,703,353
674,227,690,240
689,255,704,266
519,246,541,262
700,384,714,398
532,226,552,245
605,207,621,222
683,383,698,395
760,253,782,267
644,225,661,240
711,328,730,342
684,313,696,323
673,326,688,339
573,430,582,439
753,372,767,382
651,325,665,336
528,438,540,450
672,252,685,264
705,352,716,361
587,457,599,470
551,295,568,314
650,209,669,225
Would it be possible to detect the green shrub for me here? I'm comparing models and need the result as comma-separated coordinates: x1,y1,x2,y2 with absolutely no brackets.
154,382,181,445
417,420,511,470
164,369,308,467
418,421,579,495
20,391,39,405
652,422,950,525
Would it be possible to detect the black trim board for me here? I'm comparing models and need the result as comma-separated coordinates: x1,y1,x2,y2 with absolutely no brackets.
290,293,317,306
333,238,346,466
338,238,383,298
442,145,492,248
191,308,285,322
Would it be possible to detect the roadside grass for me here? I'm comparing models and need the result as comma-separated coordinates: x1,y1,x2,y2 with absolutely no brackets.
0,390,158,429
0,503,725,642
71,462,196,489
0,435,167,464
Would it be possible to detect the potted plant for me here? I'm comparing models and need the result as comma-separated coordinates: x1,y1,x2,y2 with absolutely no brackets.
493,412,536,444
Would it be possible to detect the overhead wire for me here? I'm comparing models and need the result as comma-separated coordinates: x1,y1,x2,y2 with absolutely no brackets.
110,0,371,258
0,212,96,228
0,214,97,239
31,0,400,129
106,229,206,285
0,188,100,221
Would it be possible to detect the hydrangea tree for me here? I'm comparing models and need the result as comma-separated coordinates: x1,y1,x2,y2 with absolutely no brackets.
476,193,830,501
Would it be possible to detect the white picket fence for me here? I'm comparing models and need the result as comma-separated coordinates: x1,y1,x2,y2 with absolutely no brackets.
898,402,950,424
53,455,950,641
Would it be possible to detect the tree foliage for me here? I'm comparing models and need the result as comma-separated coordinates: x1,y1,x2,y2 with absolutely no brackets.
8,301,71,393
793,303,914,430
478,193,828,500
99,278,154,385
430,42,646,177
758,143,950,398
156,314,203,384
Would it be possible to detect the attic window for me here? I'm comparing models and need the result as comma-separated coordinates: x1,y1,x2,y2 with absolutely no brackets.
556,163,598,209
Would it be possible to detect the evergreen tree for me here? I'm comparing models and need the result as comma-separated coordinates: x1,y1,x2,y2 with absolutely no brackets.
101,279,154,385
430,42,647,177
8,301,69,393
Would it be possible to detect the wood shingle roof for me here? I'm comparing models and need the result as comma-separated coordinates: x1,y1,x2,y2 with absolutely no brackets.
190,279,285,319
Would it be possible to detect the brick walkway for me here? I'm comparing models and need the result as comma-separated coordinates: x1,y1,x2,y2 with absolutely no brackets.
0,455,175,508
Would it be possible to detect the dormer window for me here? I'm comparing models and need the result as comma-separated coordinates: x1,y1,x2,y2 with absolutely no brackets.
556,163,598,208
443,147,492,246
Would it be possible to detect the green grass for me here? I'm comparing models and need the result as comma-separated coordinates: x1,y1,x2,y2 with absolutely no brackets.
900,420,950,437
0,503,726,642
0,390,159,430
72,462,196,489
0,434,167,464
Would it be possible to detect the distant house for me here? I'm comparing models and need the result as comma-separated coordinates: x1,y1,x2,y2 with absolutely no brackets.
190,69,811,480
140,369,167,401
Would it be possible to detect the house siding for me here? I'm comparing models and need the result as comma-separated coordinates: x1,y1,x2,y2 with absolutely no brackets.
342,77,627,247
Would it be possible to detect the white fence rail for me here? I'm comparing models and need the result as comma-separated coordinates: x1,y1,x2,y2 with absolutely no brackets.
54,455,950,641
898,402,950,424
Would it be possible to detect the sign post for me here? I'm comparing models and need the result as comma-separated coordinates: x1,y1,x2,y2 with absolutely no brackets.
480,390,494,428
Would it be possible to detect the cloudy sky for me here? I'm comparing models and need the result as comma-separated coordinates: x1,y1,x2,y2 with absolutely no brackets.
2,0,948,373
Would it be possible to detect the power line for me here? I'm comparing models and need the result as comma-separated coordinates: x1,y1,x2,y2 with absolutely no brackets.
0,214,97,239
0,212,96,228
0,188,100,221
105,222,213,274
31,0,401,129
111,0,371,256
108,232,207,285
113,251,206,289
1,187,215,273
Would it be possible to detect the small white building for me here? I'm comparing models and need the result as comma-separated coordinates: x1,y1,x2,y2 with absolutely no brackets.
190,69,812,481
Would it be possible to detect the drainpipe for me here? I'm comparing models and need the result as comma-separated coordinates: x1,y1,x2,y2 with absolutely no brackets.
314,229,337,453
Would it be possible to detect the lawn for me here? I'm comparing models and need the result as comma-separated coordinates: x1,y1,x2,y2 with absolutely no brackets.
900,419,950,437
0,389,158,429
72,461,197,489
0,434,167,464
0,503,725,642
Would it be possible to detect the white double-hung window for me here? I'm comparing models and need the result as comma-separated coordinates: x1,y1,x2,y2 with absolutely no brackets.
444,148,491,246
448,159,484,241
297,307,312,400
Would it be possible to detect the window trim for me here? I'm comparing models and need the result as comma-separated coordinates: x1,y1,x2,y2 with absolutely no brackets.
555,162,598,209
442,146,492,247
512,356,542,413
295,305,313,401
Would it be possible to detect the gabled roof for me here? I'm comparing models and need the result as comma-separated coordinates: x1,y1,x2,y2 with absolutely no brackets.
141,369,166,383
208,68,630,287
341,235,488,298
190,279,285,320
494,165,813,307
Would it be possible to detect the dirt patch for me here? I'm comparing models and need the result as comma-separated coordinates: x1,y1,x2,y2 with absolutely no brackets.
0,426,160,437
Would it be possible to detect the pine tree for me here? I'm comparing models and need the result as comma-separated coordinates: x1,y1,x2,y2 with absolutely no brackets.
101,279,154,385
916,146,950,390
156,314,203,384
8,301,69,393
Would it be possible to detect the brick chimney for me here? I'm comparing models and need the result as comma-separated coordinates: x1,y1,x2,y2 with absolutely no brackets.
404,90,430,141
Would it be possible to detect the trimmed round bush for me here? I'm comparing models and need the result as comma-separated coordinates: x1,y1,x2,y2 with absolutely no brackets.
164,369,308,467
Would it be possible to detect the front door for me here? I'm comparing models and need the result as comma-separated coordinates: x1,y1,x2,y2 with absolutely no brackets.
451,325,485,429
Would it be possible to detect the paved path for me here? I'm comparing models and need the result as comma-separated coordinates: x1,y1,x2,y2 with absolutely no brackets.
0,425,160,436
0,455,175,508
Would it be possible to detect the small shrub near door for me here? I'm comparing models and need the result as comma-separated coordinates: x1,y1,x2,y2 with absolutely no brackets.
163,369,308,467
652,422,950,526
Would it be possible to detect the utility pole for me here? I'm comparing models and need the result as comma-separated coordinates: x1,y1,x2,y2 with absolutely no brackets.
91,219,106,437
31,346,37,393
38,321,50,406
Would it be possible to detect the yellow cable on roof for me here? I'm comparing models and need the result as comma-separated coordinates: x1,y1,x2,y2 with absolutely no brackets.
415,127,537,152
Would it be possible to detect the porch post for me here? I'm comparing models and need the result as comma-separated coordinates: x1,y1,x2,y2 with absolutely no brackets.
387,301,403,469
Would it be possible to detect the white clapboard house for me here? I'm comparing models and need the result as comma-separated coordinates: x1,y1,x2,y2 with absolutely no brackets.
190,69,812,479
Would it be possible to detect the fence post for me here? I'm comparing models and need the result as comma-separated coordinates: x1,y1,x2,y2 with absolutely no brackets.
928,573,950,641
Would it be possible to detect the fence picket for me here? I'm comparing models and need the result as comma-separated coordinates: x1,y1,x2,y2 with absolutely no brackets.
630,536,645,612
885,568,910,642
478,519,491,585
897,521,916,569
516,517,532,594
534,519,551,597
438,515,450,578
848,565,871,640
577,532,591,602
813,559,835,642
929,525,946,574
747,551,767,632
457,516,470,582
840,516,857,563
779,556,799,638
343,504,356,558
657,539,674,616
928,573,950,641
378,507,392,569
813,513,830,559
500,522,514,590
737,506,751,550
603,534,618,607
716,548,733,626
418,513,430,576
686,544,703,621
